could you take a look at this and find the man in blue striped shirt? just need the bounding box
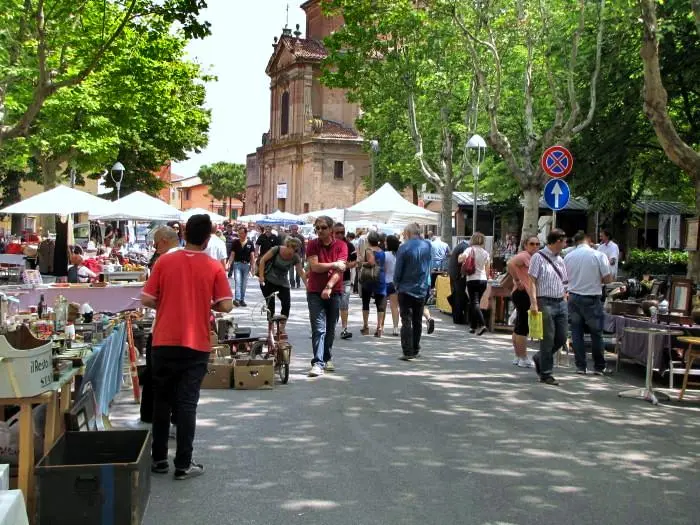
[528,228,569,386]
[394,223,432,360]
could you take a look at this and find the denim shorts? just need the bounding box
[340,281,351,310]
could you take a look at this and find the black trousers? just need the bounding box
[450,276,468,325]
[139,334,176,425]
[151,346,209,470]
[261,281,291,318]
[398,292,425,356]
[466,280,488,330]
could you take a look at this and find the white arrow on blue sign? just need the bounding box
[543,179,570,211]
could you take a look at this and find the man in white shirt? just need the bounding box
[565,231,613,375]
[597,229,619,279]
[204,224,228,271]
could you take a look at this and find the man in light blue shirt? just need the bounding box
[430,235,451,272]
[394,223,432,360]
[564,231,613,374]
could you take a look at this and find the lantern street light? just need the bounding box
[369,139,380,191]
[465,134,487,235]
[110,161,125,200]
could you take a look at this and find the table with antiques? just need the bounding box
[486,281,513,333]
[618,327,684,405]
[13,283,144,313]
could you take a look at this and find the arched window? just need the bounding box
[280,91,290,136]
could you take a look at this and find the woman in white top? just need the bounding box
[459,232,491,335]
[382,234,401,336]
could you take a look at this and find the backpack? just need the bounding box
[460,248,476,276]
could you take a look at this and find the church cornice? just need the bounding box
[265,33,327,77]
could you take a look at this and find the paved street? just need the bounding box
[112,284,700,525]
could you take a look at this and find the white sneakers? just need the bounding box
[308,364,324,377]
[517,357,535,368]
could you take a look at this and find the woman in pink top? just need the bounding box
[506,235,541,367]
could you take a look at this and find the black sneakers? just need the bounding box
[151,460,169,474]
[427,318,435,334]
[174,462,204,480]
[340,329,352,339]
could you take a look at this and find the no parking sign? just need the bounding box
[540,145,573,178]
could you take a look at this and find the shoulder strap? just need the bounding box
[536,250,566,283]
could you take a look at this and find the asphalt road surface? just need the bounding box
[112,284,700,525]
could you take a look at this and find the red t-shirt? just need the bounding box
[306,238,348,294]
[142,250,232,352]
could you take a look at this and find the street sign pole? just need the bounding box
[552,210,557,229]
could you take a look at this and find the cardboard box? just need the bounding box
[201,359,233,389]
[234,359,274,390]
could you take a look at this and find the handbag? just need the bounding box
[461,248,476,276]
[359,249,380,284]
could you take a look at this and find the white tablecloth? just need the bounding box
[0,255,26,266]
[0,490,29,525]
[16,284,144,313]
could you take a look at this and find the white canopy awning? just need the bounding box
[302,207,346,224]
[91,191,183,221]
[182,208,227,223]
[237,213,266,223]
[257,209,305,226]
[0,185,116,216]
[345,183,439,225]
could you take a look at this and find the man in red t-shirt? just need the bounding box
[141,214,233,480]
[305,215,348,377]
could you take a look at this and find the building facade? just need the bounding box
[246,0,370,215]
[171,175,243,218]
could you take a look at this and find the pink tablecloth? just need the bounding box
[17,285,144,313]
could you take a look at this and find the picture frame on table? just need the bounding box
[670,278,693,315]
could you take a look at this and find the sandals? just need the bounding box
[374,329,383,338]
[360,327,370,336]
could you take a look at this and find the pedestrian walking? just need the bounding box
[394,223,432,360]
[223,222,238,279]
[460,232,491,335]
[506,235,540,368]
[306,215,348,377]
[286,224,306,288]
[383,234,401,336]
[447,239,469,325]
[257,237,307,333]
[228,226,256,307]
[527,228,569,386]
[359,231,387,337]
[334,223,357,340]
[141,214,233,480]
[565,231,613,374]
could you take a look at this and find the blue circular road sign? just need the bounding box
[543,179,570,211]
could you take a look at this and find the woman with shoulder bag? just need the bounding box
[459,232,491,335]
[359,231,387,337]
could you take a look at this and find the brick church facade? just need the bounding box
[246,0,369,215]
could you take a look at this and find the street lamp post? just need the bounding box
[466,134,487,235]
[369,139,380,191]
[110,161,125,200]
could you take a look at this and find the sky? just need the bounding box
[171,1,308,179]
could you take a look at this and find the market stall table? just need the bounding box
[14,284,144,313]
[487,283,513,332]
[0,366,81,519]
[618,327,683,405]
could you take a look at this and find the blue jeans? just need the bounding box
[234,262,250,302]
[569,293,606,371]
[536,297,568,378]
[307,292,341,367]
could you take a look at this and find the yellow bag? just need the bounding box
[528,311,543,340]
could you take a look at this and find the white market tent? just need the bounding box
[91,191,183,221]
[181,208,227,223]
[344,183,439,225]
[237,213,266,223]
[257,209,305,226]
[302,207,346,224]
[0,185,117,216]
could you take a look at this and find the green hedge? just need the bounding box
[622,248,688,278]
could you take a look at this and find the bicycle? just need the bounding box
[249,291,292,384]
